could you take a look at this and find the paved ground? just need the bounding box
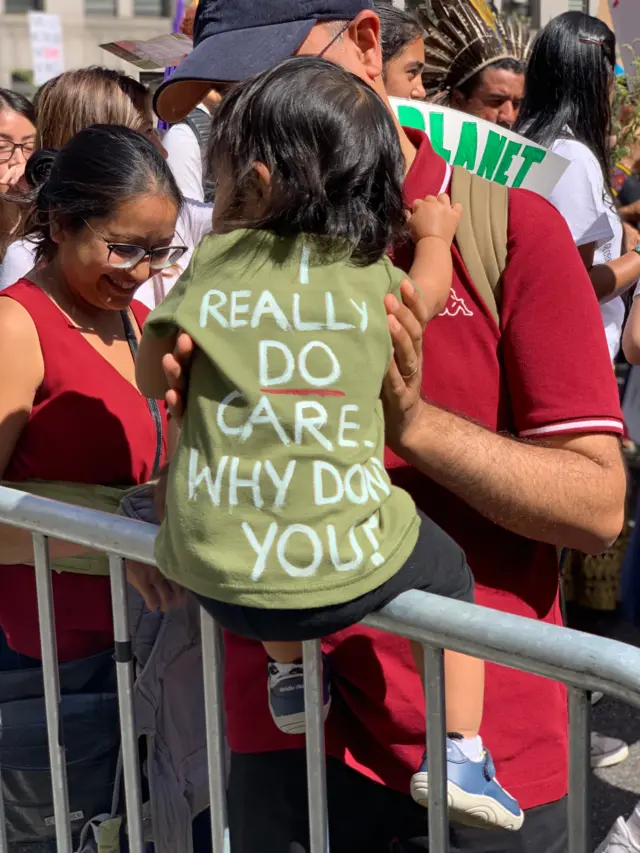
[587,615,640,848]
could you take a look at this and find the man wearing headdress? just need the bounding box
[414,0,531,129]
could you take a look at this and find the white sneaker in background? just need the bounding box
[591,733,630,768]
[592,691,604,705]
[596,817,640,853]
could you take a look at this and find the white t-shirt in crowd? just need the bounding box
[548,137,625,360]
[163,104,210,203]
[0,199,213,308]
[0,238,37,290]
[135,198,213,309]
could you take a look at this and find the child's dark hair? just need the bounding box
[22,124,183,263]
[208,57,406,265]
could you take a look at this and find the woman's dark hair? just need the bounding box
[515,12,616,187]
[375,2,426,68]
[0,88,36,127]
[22,124,183,263]
[208,57,406,265]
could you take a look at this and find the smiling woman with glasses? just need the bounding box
[0,89,36,262]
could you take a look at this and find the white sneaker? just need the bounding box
[596,817,640,853]
[591,733,630,768]
[592,691,604,705]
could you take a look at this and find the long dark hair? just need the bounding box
[515,12,616,187]
[375,2,426,68]
[0,88,36,127]
[208,57,406,266]
[22,124,183,263]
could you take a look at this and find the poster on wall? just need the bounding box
[28,12,64,86]
[389,98,569,198]
[609,0,639,80]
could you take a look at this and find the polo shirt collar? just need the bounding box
[403,127,451,203]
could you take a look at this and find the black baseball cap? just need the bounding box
[154,0,374,123]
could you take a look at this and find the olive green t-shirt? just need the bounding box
[145,229,419,609]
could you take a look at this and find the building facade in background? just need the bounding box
[0,0,176,90]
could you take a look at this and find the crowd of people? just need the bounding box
[0,0,639,852]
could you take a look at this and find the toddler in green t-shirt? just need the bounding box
[137,56,522,831]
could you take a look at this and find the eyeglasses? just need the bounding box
[318,20,352,58]
[0,139,36,163]
[84,221,187,271]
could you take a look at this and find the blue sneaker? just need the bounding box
[267,655,331,735]
[410,736,524,831]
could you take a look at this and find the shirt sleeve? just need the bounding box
[547,141,614,248]
[500,188,623,439]
[384,257,407,299]
[0,240,36,290]
[163,123,204,203]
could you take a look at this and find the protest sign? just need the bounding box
[100,33,192,72]
[389,98,569,198]
[608,0,639,80]
[28,12,64,86]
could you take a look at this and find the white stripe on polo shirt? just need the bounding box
[520,418,625,438]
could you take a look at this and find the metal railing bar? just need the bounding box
[567,688,592,853]
[108,555,144,853]
[33,533,73,853]
[303,640,330,853]
[3,490,640,710]
[0,770,8,853]
[424,645,449,853]
[0,487,156,565]
[200,608,230,853]
[365,590,640,708]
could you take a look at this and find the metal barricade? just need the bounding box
[0,484,640,853]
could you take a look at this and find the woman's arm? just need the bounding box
[135,331,177,400]
[578,231,640,303]
[623,292,640,364]
[0,298,100,564]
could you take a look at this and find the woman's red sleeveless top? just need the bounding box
[0,280,168,661]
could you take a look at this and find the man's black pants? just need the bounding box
[228,750,568,853]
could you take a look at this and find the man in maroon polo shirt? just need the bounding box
[154,2,627,851]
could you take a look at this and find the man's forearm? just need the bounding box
[396,401,626,554]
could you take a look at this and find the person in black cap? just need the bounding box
[156,3,627,852]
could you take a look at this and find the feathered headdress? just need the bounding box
[415,0,533,100]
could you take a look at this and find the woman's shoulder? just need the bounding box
[550,138,603,179]
[0,285,41,352]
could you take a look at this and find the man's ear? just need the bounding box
[348,10,384,81]
[49,217,65,246]
[450,88,468,110]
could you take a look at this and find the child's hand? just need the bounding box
[409,193,463,246]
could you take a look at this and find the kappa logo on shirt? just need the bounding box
[439,288,474,318]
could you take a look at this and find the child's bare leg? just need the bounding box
[263,640,303,664]
[410,642,483,738]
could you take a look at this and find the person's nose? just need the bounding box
[126,257,154,285]
[8,146,26,168]
[411,80,427,101]
[499,102,517,129]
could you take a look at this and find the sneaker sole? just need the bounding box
[269,698,332,735]
[591,742,629,769]
[410,775,524,832]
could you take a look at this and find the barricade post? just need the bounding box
[201,608,230,853]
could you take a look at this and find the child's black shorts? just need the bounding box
[196,510,473,642]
